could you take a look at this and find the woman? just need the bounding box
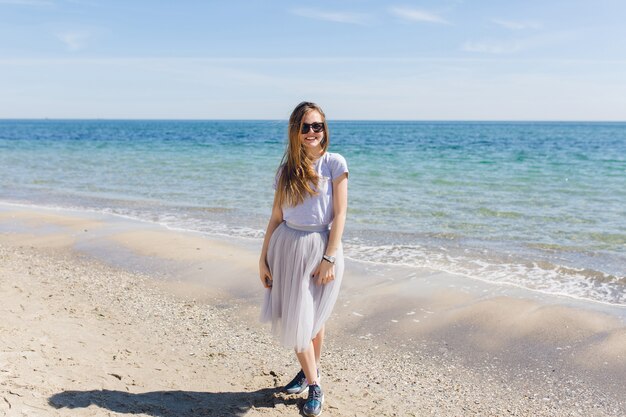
[259,101,348,417]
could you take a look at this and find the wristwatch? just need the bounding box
[322,254,336,264]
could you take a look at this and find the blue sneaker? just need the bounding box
[284,369,321,395]
[303,384,324,416]
[284,369,308,394]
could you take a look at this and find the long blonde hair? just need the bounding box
[275,101,330,207]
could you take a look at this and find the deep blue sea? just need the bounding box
[1,120,625,304]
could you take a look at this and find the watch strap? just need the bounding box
[322,254,336,264]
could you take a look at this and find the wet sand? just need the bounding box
[1,203,625,416]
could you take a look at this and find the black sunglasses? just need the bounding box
[301,122,325,134]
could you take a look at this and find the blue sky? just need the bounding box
[1,0,625,120]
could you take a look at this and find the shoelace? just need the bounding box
[308,384,322,401]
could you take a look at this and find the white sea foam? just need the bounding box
[343,241,626,307]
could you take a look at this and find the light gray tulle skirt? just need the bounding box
[260,221,344,352]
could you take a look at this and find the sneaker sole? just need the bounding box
[284,384,308,395]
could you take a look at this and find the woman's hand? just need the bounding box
[259,259,273,288]
[312,259,335,285]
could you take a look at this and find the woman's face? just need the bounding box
[300,110,325,155]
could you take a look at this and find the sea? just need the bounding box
[1,120,625,305]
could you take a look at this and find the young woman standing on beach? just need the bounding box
[259,102,348,417]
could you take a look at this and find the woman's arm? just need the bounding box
[314,172,348,285]
[259,191,283,288]
[325,173,348,257]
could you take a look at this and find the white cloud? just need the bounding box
[56,31,91,51]
[462,39,525,54]
[389,6,449,24]
[0,0,53,5]
[492,19,541,30]
[463,32,574,55]
[290,8,369,25]
[3,57,626,67]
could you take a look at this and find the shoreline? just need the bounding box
[2,203,626,416]
[3,200,624,310]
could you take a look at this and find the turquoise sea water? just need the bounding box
[1,120,625,304]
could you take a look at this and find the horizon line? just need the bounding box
[1,118,626,123]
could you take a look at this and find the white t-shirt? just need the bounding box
[274,152,349,227]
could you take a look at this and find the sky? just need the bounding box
[1,0,625,120]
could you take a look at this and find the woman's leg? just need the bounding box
[312,325,325,366]
[295,342,320,385]
[294,326,325,383]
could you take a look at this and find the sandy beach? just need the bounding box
[1,203,626,417]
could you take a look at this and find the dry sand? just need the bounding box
[1,205,625,416]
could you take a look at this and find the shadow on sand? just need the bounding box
[48,387,301,416]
